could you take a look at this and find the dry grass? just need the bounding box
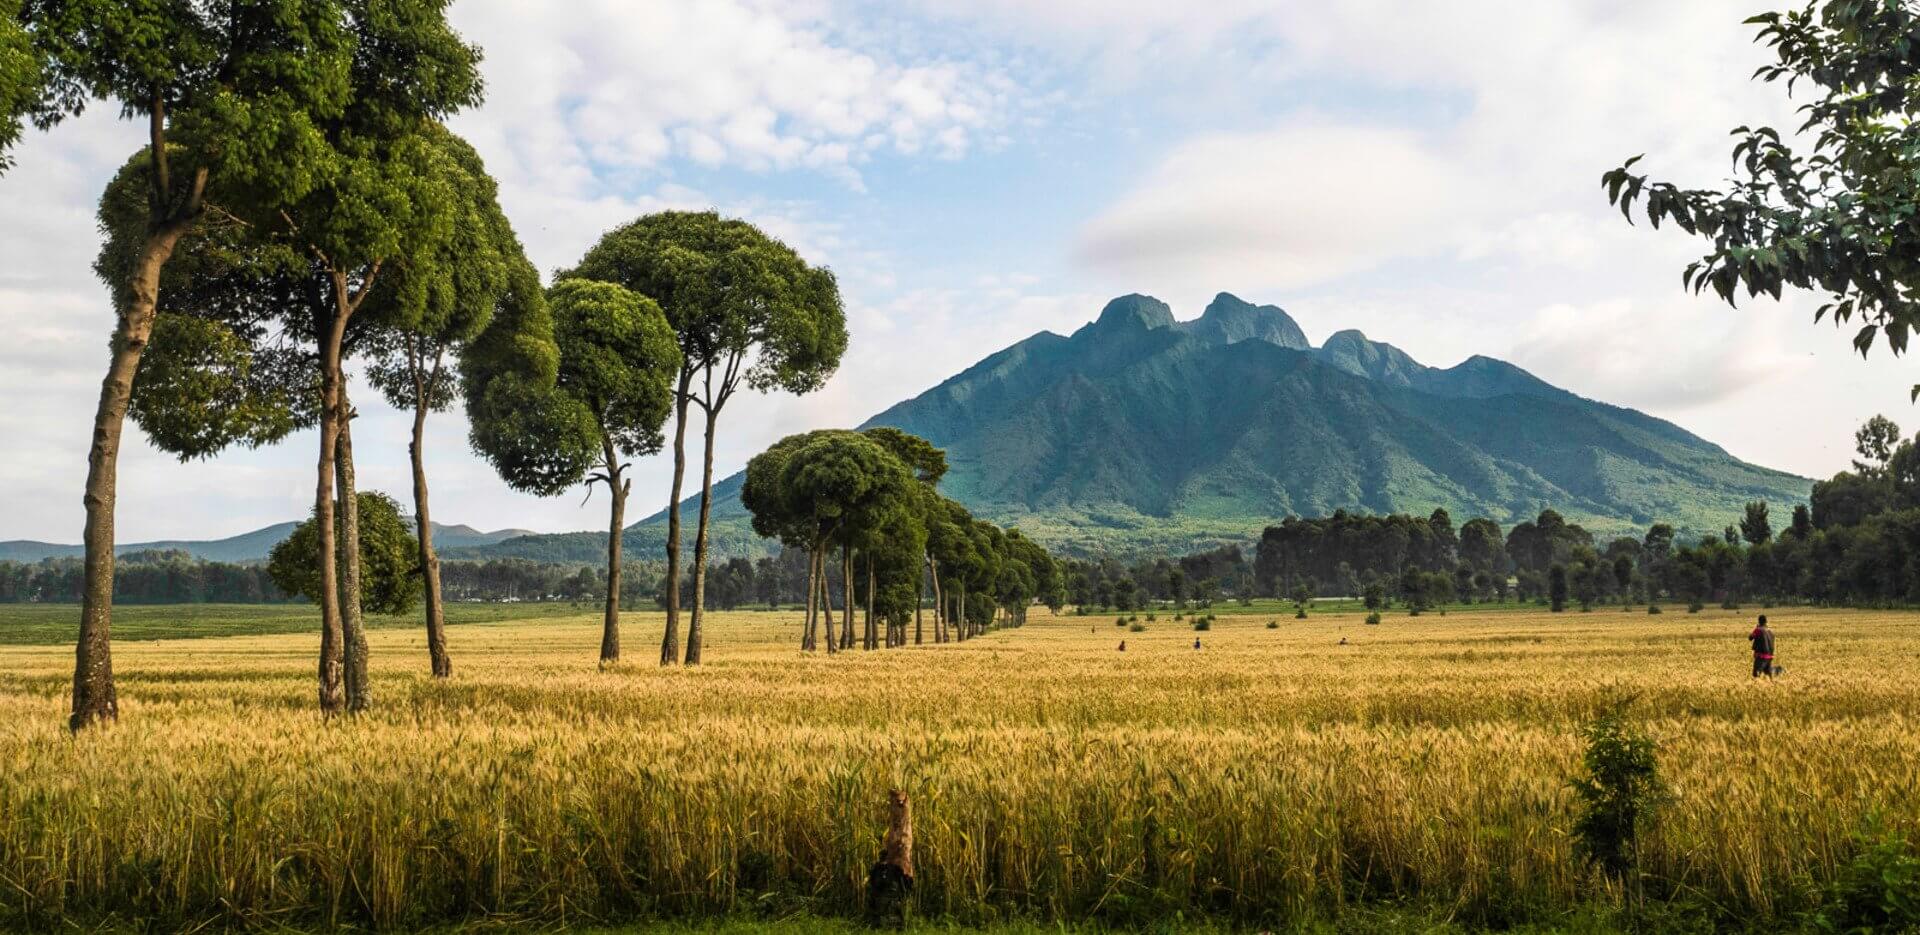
[0,604,1913,929]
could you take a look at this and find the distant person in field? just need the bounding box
[1748,615,1775,678]
[1192,638,1201,650]
[1117,640,1126,652]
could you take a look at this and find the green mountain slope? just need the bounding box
[509,291,1809,560]
[2,521,535,564]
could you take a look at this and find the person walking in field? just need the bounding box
[1748,615,1775,678]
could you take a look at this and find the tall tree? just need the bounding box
[565,212,848,666]
[364,125,522,678]
[1739,501,1774,546]
[543,279,681,665]
[1855,415,1903,475]
[23,0,361,729]
[1603,3,1920,398]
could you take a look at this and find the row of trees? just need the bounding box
[0,551,291,605]
[742,427,1061,651]
[4,2,849,729]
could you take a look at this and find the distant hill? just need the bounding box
[1,521,535,565]
[592,291,1810,558]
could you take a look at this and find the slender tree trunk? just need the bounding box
[915,559,926,646]
[841,547,856,651]
[314,311,350,716]
[600,440,628,666]
[802,547,818,651]
[409,397,450,678]
[822,551,837,655]
[685,402,721,665]
[71,222,192,731]
[660,370,692,666]
[863,557,875,650]
[958,585,967,641]
[336,392,369,713]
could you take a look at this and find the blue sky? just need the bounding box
[4,0,1916,543]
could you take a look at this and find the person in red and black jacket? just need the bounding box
[1748,615,1775,678]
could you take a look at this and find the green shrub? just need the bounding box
[1813,826,1920,934]
[1128,622,1146,633]
[1720,599,1740,611]
[1365,612,1382,625]
[1571,702,1665,885]
[1192,618,1210,631]
[1687,601,1704,614]
[1265,619,1279,629]
[1294,608,1307,619]
[1647,604,1662,615]
[1114,616,1126,627]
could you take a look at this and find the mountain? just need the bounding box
[0,521,534,564]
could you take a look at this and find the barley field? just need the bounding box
[0,603,1914,931]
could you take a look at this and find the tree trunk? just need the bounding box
[71,223,191,731]
[841,548,856,651]
[864,556,876,650]
[410,399,451,678]
[802,547,818,651]
[601,440,627,666]
[685,402,721,665]
[336,391,369,713]
[822,551,837,655]
[958,585,967,641]
[914,560,925,646]
[660,370,692,666]
[314,308,351,716]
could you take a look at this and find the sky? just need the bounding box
[3,0,1916,544]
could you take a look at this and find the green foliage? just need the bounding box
[1265,619,1279,629]
[1813,826,1920,935]
[0,0,39,173]
[1365,612,1382,625]
[1127,621,1145,632]
[1192,617,1209,631]
[1548,565,1569,613]
[1646,604,1661,615]
[563,211,848,398]
[549,278,682,459]
[1687,601,1703,614]
[268,492,422,616]
[130,314,308,458]
[1603,3,1920,399]
[1571,702,1664,881]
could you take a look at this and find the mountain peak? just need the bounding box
[1185,292,1310,349]
[1091,294,1176,333]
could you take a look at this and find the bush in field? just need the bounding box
[1128,622,1146,633]
[1265,619,1279,629]
[1365,612,1382,625]
[1688,601,1704,614]
[1192,618,1210,631]
[1647,604,1662,615]
[1572,702,1664,885]
[1813,826,1920,934]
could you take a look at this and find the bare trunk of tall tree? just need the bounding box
[864,557,876,649]
[71,219,194,730]
[841,547,855,650]
[660,370,692,665]
[314,314,350,715]
[802,547,819,651]
[821,551,837,654]
[409,386,450,678]
[336,390,369,712]
[599,437,628,666]
[684,402,720,665]
[930,562,944,644]
[958,585,968,641]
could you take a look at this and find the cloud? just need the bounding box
[1508,299,1812,411]
[448,0,1016,192]
[1074,123,1474,292]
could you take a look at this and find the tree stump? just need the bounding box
[867,789,914,925]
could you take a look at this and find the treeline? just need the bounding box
[1055,416,1920,612]
[0,551,292,605]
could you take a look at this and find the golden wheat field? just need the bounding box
[0,604,1914,930]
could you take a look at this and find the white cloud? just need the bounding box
[1509,299,1811,411]
[1075,122,1475,293]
